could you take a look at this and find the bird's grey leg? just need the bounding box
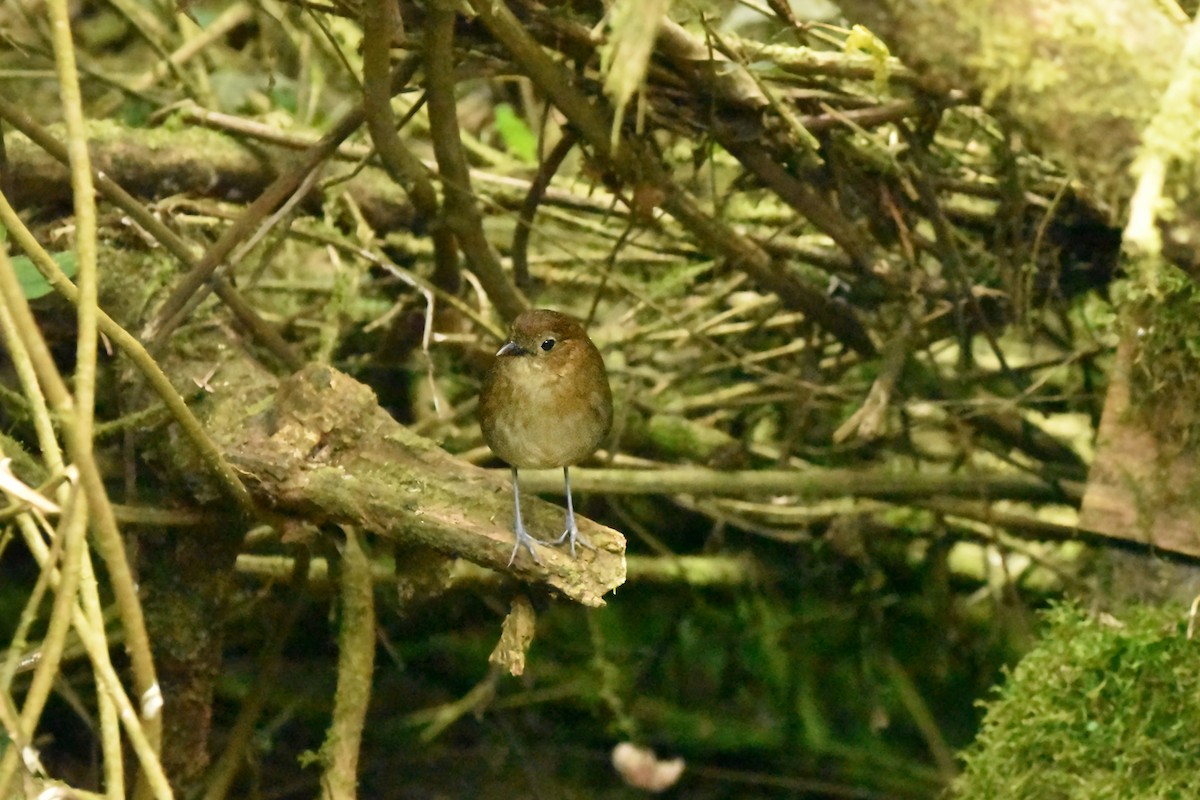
[509,466,542,566]
[545,467,594,557]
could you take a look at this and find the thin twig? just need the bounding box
[511,466,1080,503]
[319,529,375,800]
[0,248,164,792]
[512,128,578,288]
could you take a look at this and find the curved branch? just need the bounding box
[511,127,578,288]
[360,0,463,294]
[425,1,527,318]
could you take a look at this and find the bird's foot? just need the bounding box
[509,523,543,567]
[542,524,594,559]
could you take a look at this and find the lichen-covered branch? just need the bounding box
[211,365,625,606]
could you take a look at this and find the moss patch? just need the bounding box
[953,602,1200,800]
[1121,263,1200,449]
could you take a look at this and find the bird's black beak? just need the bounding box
[496,340,527,357]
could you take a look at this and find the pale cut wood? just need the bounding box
[1081,337,1200,557]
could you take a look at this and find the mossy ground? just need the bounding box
[953,601,1200,800]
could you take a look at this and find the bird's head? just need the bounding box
[496,309,592,363]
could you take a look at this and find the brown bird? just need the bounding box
[479,309,613,565]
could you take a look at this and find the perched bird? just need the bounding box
[479,309,613,566]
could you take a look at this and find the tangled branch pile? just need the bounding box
[0,0,1144,797]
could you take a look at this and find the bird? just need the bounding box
[479,309,613,566]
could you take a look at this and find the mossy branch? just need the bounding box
[319,528,375,800]
[208,365,626,606]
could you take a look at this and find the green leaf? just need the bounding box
[493,103,537,163]
[10,250,77,300]
[844,24,892,90]
[271,86,298,114]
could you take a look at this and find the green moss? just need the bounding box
[1119,263,1200,447]
[953,602,1200,800]
[644,414,739,463]
[97,245,177,327]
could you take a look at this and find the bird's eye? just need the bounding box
[540,338,556,352]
